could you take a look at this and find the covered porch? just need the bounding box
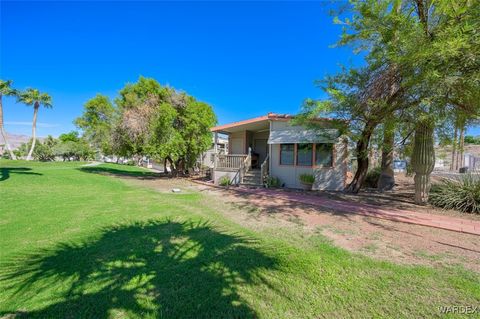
[211,115,271,185]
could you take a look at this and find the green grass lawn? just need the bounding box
[0,160,479,318]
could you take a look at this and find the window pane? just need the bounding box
[297,144,313,166]
[315,144,333,166]
[280,144,294,165]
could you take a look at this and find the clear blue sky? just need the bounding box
[1,1,478,137]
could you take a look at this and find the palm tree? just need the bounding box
[0,80,18,160]
[17,88,52,160]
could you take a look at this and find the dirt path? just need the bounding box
[217,186,480,235]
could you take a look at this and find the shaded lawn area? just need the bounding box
[79,164,164,179]
[0,160,479,318]
[0,166,42,182]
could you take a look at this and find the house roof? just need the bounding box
[211,112,340,133]
[211,114,270,133]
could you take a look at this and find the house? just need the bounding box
[210,113,348,190]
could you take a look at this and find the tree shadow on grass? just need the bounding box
[79,166,164,180]
[0,167,43,182]
[0,219,277,318]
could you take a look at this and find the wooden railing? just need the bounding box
[213,149,252,185]
[260,154,269,186]
[215,154,247,170]
[237,151,252,184]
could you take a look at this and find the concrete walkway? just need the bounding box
[82,161,102,167]
[193,181,480,236]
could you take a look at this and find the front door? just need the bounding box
[254,139,268,164]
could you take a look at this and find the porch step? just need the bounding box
[244,170,261,177]
[241,170,262,186]
[242,177,262,184]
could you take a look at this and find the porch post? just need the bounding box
[213,132,219,169]
[214,132,218,154]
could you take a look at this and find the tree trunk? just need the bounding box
[166,156,176,176]
[368,147,375,169]
[175,158,185,176]
[133,154,142,166]
[450,123,458,171]
[412,120,435,205]
[26,103,39,161]
[346,121,376,193]
[0,94,17,160]
[377,120,395,191]
[458,124,465,169]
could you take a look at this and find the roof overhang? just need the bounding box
[268,128,339,144]
[211,113,344,134]
[211,115,271,133]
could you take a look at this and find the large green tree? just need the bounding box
[17,88,52,160]
[74,94,115,154]
[110,77,216,173]
[0,80,18,160]
[401,0,479,203]
[112,77,170,159]
[148,93,216,172]
[59,131,80,142]
[299,0,479,200]
[297,63,406,193]
[297,0,409,193]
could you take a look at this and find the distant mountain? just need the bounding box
[0,133,44,150]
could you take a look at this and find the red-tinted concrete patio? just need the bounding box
[193,181,480,236]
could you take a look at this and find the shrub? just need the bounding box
[2,152,12,159]
[429,174,480,214]
[299,173,315,184]
[219,175,232,187]
[363,167,381,188]
[265,176,281,188]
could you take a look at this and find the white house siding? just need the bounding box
[229,131,245,154]
[269,121,347,191]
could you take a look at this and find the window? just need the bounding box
[280,144,294,165]
[315,143,333,167]
[296,143,313,166]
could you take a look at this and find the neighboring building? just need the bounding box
[198,136,229,169]
[461,153,480,171]
[434,158,445,170]
[393,159,407,173]
[210,113,348,190]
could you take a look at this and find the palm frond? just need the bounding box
[0,79,17,96]
[17,88,53,108]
